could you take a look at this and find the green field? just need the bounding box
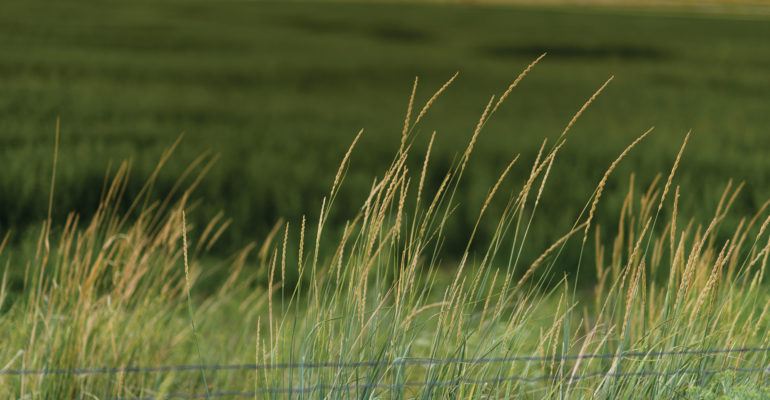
[2,1,770,397]
[1,0,769,280]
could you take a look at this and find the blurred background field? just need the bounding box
[1,0,769,286]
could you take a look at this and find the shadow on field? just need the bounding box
[287,16,435,44]
[477,43,671,61]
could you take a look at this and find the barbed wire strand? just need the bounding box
[4,346,769,376]
[96,365,770,400]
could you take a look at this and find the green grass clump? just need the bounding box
[1,61,769,398]
[685,372,769,399]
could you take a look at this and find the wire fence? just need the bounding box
[101,366,770,400]
[4,346,769,399]
[3,346,769,376]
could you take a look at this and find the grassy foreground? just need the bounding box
[2,63,769,399]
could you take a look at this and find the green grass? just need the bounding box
[1,0,770,279]
[1,65,769,398]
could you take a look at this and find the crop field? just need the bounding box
[1,0,770,398]
[2,0,770,269]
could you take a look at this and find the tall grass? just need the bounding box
[1,58,769,399]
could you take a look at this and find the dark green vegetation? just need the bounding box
[1,0,769,283]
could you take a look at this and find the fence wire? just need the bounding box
[89,365,770,399]
[5,347,769,399]
[3,346,769,376]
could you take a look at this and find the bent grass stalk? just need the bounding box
[181,210,210,398]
